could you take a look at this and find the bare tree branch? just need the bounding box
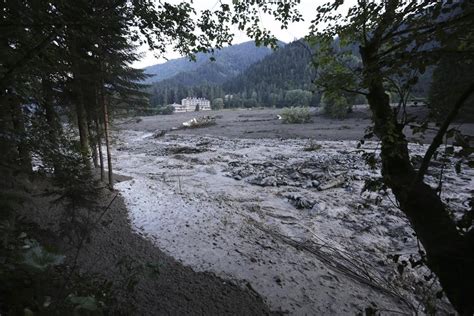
[415,83,474,183]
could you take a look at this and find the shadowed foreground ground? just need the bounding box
[23,180,275,315]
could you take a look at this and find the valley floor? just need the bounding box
[117,107,474,143]
[111,109,473,314]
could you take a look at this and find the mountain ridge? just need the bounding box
[144,41,279,85]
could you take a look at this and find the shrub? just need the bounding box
[280,107,311,124]
[212,98,224,110]
[321,91,351,119]
[156,105,175,115]
[284,89,312,107]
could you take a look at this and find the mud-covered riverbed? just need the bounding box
[111,122,472,314]
[116,107,474,143]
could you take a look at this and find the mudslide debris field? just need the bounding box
[112,114,472,315]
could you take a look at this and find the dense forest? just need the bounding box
[222,40,318,107]
[147,38,439,111]
[144,40,273,84]
[147,40,319,109]
[147,41,274,107]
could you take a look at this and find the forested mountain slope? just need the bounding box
[222,40,317,107]
[144,41,275,85]
[148,40,317,107]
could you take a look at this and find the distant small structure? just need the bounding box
[170,103,187,113]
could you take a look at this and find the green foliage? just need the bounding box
[148,40,321,109]
[321,91,351,119]
[285,89,313,107]
[22,240,65,271]
[155,105,175,115]
[0,216,110,315]
[280,107,311,124]
[313,38,362,97]
[150,82,225,107]
[146,41,272,85]
[223,40,317,108]
[429,56,474,123]
[212,98,224,110]
[67,295,102,312]
[362,178,386,193]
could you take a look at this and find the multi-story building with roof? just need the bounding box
[170,97,211,113]
[182,97,211,111]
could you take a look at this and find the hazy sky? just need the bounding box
[133,0,356,69]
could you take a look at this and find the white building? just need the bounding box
[181,97,211,111]
[170,103,187,113]
[170,97,211,113]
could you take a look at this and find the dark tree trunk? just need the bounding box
[70,36,91,168]
[360,45,474,315]
[41,77,62,174]
[95,117,104,182]
[75,95,91,167]
[7,91,32,172]
[0,93,19,166]
[88,120,99,168]
[99,84,113,188]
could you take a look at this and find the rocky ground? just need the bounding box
[110,109,473,315]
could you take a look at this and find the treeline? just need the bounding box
[0,1,151,313]
[150,83,225,107]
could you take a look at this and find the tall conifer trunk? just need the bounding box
[88,120,99,168]
[41,77,63,174]
[75,92,91,167]
[95,117,105,182]
[7,90,31,172]
[70,36,91,167]
[99,78,113,188]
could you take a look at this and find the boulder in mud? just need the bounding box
[285,194,315,209]
[152,129,168,138]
